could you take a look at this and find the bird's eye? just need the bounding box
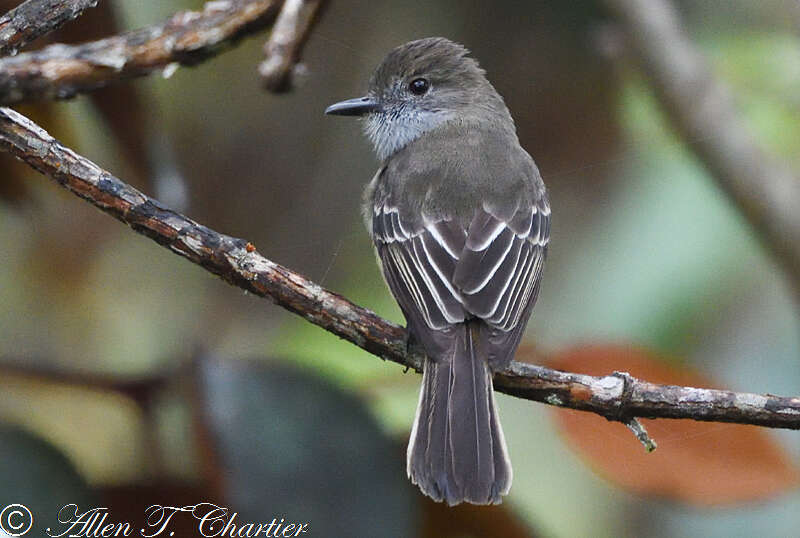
[408,78,429,95]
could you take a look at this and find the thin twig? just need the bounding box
[0,357,171,407]
[625,418,657,452]
[602,0,800,293]
[258,0,327,92]
[1,107,799,435]
[0,0,284,105]
[0,0,100,57]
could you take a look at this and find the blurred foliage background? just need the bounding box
[0,0,798,537]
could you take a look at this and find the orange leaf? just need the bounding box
[546,344,800,506]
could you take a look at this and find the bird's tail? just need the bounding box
[406,322,512,505]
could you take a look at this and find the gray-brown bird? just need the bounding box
[326,37,550,505]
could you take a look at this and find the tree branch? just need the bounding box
[602,0,800,293]
[0,357,170,407]
[259,0,327,92]
[0,0,100,57]
[1,106,799,435]
[0,0,284,105]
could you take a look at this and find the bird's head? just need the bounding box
[325,37,513,161]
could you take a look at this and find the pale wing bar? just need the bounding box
[373,198,549,338]
[373,205,467,330]
[454,200,550,331]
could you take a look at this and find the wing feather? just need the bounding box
[372,193,549,367]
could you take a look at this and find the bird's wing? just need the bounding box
[372,196,549,364]
[373,202,468,357]
[453,198,550,368]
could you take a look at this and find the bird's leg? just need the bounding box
[404,323,426,373]
[405,330,426,355]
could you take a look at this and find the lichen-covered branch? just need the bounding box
[0,0,283,104]
[259,0,327,92]
[498,366,800,430]
[602,0,800,292]
[1,107,798,435]
[0,0,100,56]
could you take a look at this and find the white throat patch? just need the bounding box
[363,107,452,161]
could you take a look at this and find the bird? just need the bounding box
[325,37,550,505]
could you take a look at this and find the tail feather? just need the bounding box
[407,323,512,505]
[488,378,513,498]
